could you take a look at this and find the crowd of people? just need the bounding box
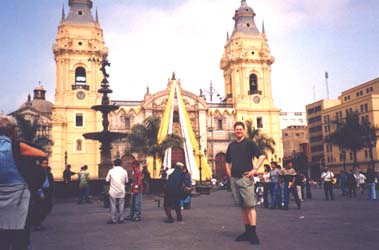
[2,116,379,249]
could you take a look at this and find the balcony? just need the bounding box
[72,84,89,91]
[248,90,262,95]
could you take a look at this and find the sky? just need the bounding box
[1,0,379,114]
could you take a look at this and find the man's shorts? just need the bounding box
[230,176,256,208]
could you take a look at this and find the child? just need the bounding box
[255,175,264,205]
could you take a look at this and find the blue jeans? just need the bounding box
[79,186,89,202]
[129,193,142,219]
[270,182,279,208]
[367,183,376,200]
[282,183,301,209]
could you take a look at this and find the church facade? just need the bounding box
[48,0,283,180]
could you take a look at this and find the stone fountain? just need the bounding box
[83,59,128,178]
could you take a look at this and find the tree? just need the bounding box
[361,119,379,170]
[245,120,276,158]
[127,116,183,176]
[327,112,366,169]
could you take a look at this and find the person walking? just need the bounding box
[179,165,193,210]
[321,167,335,200]
[32,158,54,231]
[78,165,91,204]
[346,170,357,197]
[262,164,271,208]
[127,160,143,222]
[63,164,76,198]
[225,121,265,245]
[366,167,378,200]
[163,162,186,223]
[354,171,366,196]
[0,115,48,250]
[105,158,128,224]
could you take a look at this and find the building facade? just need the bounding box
[306,78,379,178]
[46,0,283,179]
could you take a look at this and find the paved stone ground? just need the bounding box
[30,188,379,250]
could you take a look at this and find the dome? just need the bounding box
[234,0,255,18]
[19,84,53,116]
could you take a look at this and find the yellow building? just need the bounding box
[49,0,283,180]
[306,78,379,177]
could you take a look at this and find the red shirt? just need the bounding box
[131,168,143,194]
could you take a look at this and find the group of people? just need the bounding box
[254,161,305,210]
[333,168,378,200]
[105,158,192,225]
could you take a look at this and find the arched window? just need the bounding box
[249,74,258,95]
[76,139,82,151]
[75,67,86,84]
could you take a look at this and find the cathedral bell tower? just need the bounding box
[51,0,108,177]
[220,0,282,163]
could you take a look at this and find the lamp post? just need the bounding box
[193,146,207,184]
[64,150,68,167]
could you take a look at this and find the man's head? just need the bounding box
[81,165,88,171]
[286,161,293,169]
[131,160,140,169]
[113,158,122,167]
[233,121,245,140]
[270,161,277,169]
[0,115,18,138]
[66,164,71,170]
[41,158,49,168]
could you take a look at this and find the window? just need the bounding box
[75,67,86,84]
[76,139,82,151]
[256,117,263,128]
[364,104,368,112]
[75,113,84,127]
[248,74,258,94]
[349,152,353,160]
[364,150,368,159]
[217,119,223,130]
[125,117,131,129]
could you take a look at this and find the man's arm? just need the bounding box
[225,162,232,177]
[244,155,266,178]
[20,142,48,158]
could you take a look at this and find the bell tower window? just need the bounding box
[75,67,86,84]
[72,67,89,90]
[249,74,260,95]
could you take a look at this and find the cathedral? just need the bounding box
[21,0,283,180]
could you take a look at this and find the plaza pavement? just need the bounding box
[30,188,379,250]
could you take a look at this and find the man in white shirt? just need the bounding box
[105,159,128,224]
[354,171,367,195]
[321,167,335,200]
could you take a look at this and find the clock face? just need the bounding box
[253,95,260,104]
[76,91,86,100]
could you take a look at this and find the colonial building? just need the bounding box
[306,78,379,177]
[10,84,53,153]
[45,0,283,179]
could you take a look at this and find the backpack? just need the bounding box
[11,140,46,191]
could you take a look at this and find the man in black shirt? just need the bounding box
[225,121,265,245]
[63,164,76,198]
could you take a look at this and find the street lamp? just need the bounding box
[193,146,207,184]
